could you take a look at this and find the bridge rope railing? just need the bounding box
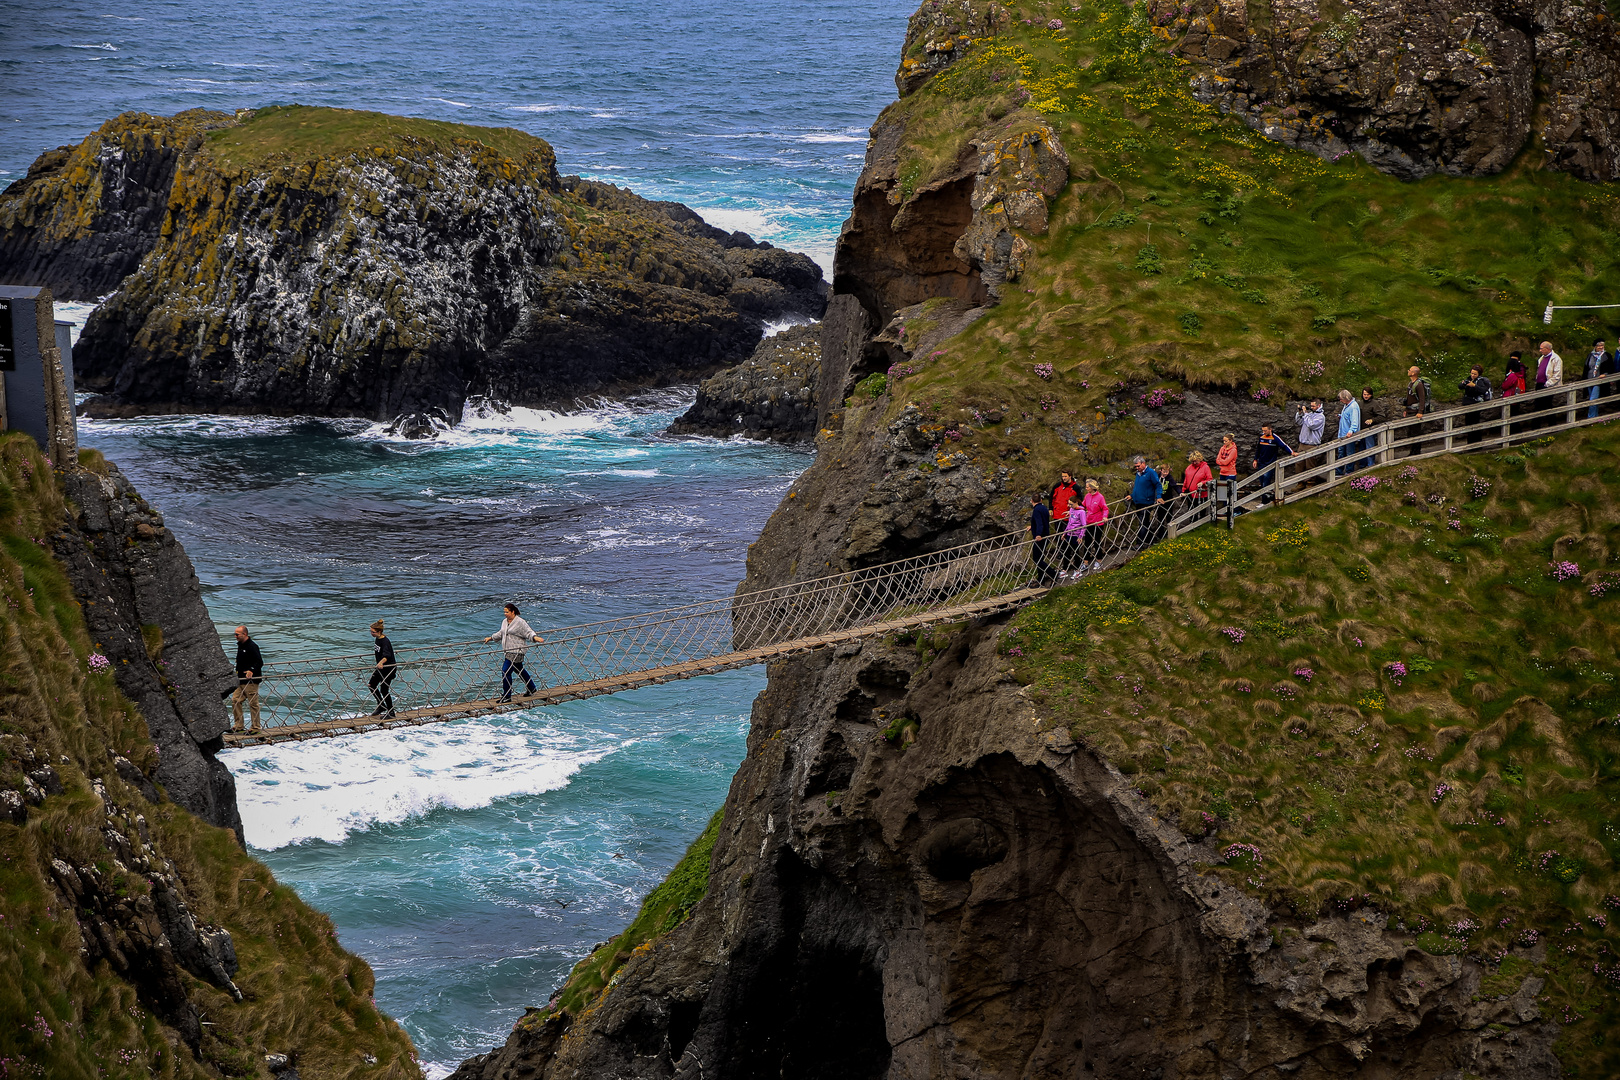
[223,485,1191,743]
[227,372,1619,744]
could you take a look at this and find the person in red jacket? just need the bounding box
[1214,434,1239,511]
[1050,471,1080,519]
[1182,450,1213,501]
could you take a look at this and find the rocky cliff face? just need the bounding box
[0,437,418,1078]
[453,628,1559,1079]
[1148,0,1620,180]
[0,107,826,427]
[667,323,822,442]
[52,458,243,840]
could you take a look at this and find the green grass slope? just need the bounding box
[1004,422,1620,1074]
[0,435,419,1080]
[846,0,1618,508]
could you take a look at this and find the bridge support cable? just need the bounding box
[224,371,1620,747]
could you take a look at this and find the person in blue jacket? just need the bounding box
[1130,456,1160,549]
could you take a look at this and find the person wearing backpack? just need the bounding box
[1460,365,1492,445]
[1402,365,1432,457]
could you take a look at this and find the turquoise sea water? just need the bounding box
[14,0,913,1071]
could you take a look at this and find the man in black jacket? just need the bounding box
[1026,493,1054,586]
[1358,387,1381,469]
[1460,365,1492,444]
[232,625,263,733]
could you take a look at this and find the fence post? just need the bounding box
[1567,388,1577,427]
[1443,412,1454,452]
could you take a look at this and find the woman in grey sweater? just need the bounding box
[485,603,545,702]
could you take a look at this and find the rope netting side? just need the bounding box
[235,494,1193,733]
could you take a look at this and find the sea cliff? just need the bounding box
[0,437,420,1078]
[0,106,826,429]
[452,0,1620,1076]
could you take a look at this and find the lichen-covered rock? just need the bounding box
[0,107,827,422]
[667,324,822,442]
[1149,0,1620,181]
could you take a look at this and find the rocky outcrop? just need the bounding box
[52,460,242,841]
[0,110,218,298]
[0,107,827,426]
[1148,0,1620,181]
[667,324,822,442]
[833,98,1069,330]
[452,627,1560,1078]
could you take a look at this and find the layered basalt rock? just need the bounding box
[667,324,822,442]
[1147,0,1620,181]
[0,108,827,425]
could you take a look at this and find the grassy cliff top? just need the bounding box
[1004,422,1620,1073]
[840,0,1619,514]
[202,104,554,170]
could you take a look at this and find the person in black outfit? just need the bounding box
[1459,365,1492,444]
[1025,493,1053,586]
[369,619,397,719]
[232,625,263,733]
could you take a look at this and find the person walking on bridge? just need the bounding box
[1081,479,1108,572]
[1025,493,1054,587]
[1130,457,1160,549]
[1534,341,1563,430]
[369,620,397,719]
[1251,424,1293,505]
[1334,390,1360,477]
[231,625,262,734]
[487,603,545,703]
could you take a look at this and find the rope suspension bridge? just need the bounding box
[221,371,1620,748]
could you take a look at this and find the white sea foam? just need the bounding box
[509,103,589,114]
[69,42,118,50]
[227,717,623,849]
[429,97,471,108]
[796,133,865,143]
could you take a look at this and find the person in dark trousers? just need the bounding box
[1334,389,1361,477]
[369,619,397,718]
[1151,456,1179,542]
[485,603,545,702]
[1401,365,1430,456]
[1358,387,1381,468]
[232,625,263,733]
[1251,424,1294,505]
[1502,353,1528,435]
[1025,493,1053,586]
[1130,456,1160,548]
[1582,338,1614,419]
[1459,365,1492,445]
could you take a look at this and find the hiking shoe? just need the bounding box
[497,694,513,704]
[1092,561,1102,571]
[381,710,396,720]
[370,706,387,717]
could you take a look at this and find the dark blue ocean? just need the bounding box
[3,2,910,1071]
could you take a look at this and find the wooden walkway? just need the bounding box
[222,588,1045,747]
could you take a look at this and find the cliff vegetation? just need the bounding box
[1005,422,1620,1075]
[0,435,419,1079]
[822,0,1619,545]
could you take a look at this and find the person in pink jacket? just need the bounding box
[1182,450,1214,500]
[1081,479,1109,572]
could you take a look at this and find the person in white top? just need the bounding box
[485,602,545,702]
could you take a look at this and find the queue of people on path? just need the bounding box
[226,604,550,729]
[1017,338,1620,586]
